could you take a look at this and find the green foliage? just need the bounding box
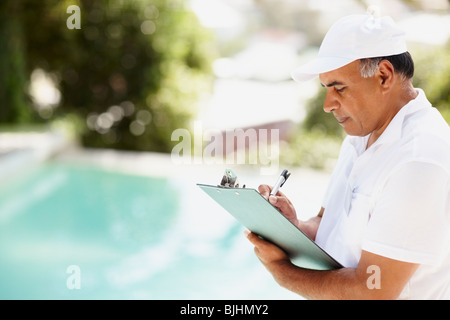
[412,45,450,122]
[280,127,342,171]
[2,0,216,152]
[0,1,33,123]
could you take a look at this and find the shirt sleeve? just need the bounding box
[362,161,450,266]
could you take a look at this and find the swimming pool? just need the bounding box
[0,160,299,299]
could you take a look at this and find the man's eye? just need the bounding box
[336,87,346,93]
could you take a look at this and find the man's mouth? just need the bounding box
[336,116,349,125]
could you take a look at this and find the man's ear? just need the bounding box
[377,60,395,90]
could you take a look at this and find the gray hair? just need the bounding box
[359,57,384,78]
[359,52,415,81]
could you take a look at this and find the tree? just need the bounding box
[0,1,32,124]
[2,0,216,153]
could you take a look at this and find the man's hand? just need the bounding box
[244,230,291,269]
[258,184,299,227]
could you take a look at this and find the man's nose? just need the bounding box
[323,92,339,113]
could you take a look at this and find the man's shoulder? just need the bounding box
[402,107,450,170]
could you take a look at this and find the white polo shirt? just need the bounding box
[315,89,450,299]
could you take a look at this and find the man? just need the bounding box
[245,12,450,299]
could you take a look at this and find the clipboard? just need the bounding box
[197,170,342,271]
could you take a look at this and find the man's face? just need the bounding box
[319,60,384,137]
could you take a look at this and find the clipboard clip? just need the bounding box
[219,169,245,188]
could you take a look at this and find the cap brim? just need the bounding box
[291,57,355,82]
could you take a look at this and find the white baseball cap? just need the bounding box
[291,11,408,82]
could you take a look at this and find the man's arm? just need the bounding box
[246,231,419,300]
[301,207,324,241]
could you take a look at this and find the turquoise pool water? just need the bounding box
[0,161,297,299]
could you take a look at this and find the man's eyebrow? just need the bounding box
[320,81,346,88]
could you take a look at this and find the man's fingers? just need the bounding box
[269,194,291,212]
[244,230,290,265]
[258,184,298,226]
[258,184,271,200]
[259,184,292,203]
[244,230,267,248]
[244,230,259,245]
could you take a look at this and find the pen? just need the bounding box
[270,169,291,196]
